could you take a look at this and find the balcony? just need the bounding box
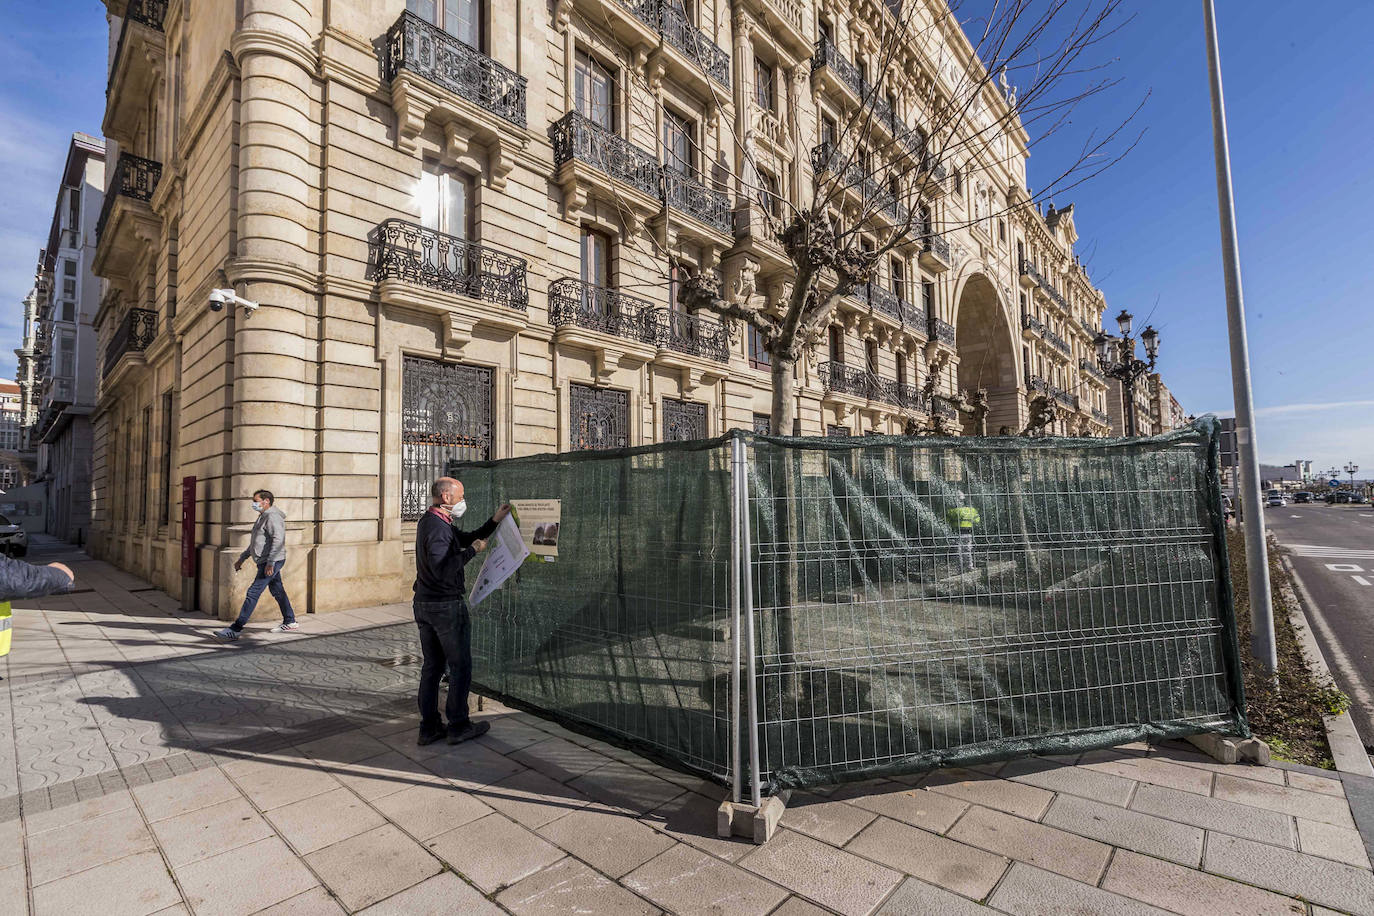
[1021,311,1045,337]
[738,0,809,58]
[817,362,927,413]
[650,307,729,363]
[1026,373,1077,410]
[551,113,732,245]
[1092,407,1110,426]
[1080,316,1099,338]
[1079,358,1106,382]
[810,142,907,224]
[655,0,731,88]
[1020,258,1069,312]
[1043,326,1070,356]
[104,1,167,146]
[927,316,956,347]
[385,11,526,129]
[549,278,659,345]
[368,219,529,311]
[865,283,927,330]
[92,153,162,281]
[103,308,157,380]
[919,232,952,272]
[810,38,864,105]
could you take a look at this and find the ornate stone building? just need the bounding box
[92,0,1152,616]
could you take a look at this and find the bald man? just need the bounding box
[413,476,510,747]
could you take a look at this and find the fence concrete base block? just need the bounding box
[716,792,791,843]
[1238,737,1272,765]
[1186,733,1240,764]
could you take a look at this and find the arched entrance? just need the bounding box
[953,273,1022,435]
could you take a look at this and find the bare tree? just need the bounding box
[677,0,1142,435]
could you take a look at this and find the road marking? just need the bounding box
[1353,575,1372,586]
[1291,514,1302,518]
[1324,564,1365,572]
[1283,560,1374,719]
[1287,545,1374,559]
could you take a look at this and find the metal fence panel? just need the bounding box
[455,438,736,782]
[745,419,1245,792]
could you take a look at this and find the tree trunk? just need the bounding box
[769,356,796,435]
[766,353,798,699]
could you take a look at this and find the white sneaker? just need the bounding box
[270,622,300,633]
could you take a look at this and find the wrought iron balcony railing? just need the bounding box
[1043,326,1070,355]
[1092,407,1110,425]
[103,308,157,378]
[650,307,729,362]
[1020,257,1069,312]
[811,38,893,127]
[96,153,162,240]
[656,1,731,87]
[810,142,906,222]
[928,315,956,346]
[548,278,659,345]
[551,112,661,199]
[883,0,904,18]
[551,114,732,235]
[863,283,927,329]
[384,11,527,128]
[1022,311,1045,335]
[818,362,925,412]
[663,167,733,236]
[548,280,728,361]
[1080,316,1099,338]
[931,395,959,420]
[1026,373,1077,409]
[922,232,951,265]
[108,0,168,93]
[1079,357,1106,382]
[368,219,529,310]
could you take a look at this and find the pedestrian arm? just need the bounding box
[0,555,74,601]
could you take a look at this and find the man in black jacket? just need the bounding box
[414,476,509,747]
[1,555,76,674]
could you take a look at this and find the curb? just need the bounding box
[1277,554,1374,777]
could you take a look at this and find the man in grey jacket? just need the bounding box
[213,489,297,640]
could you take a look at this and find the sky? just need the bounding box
[0,1,1370,472]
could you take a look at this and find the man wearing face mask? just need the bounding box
[413,476,510,746]
[213,489,297,640]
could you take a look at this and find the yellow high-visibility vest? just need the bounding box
[0,601,11,658]
[948,506,981,530]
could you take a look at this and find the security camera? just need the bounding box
[210,288,260,315]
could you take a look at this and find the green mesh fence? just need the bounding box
[455,417,1246,797]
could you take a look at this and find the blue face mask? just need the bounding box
[252,501,263,513]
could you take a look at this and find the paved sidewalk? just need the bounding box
[4,539,1373,915]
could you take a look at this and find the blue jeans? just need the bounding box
[413,598,472,736]
[231,558,296,631]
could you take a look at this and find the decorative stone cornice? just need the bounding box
[230,28,318,74]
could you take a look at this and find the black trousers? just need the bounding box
[413,598,473,735]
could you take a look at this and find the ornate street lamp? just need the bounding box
[1094,312,1160,437]
[1345,461,1359,488]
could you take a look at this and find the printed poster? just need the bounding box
[468,514,531,607]
[510,498,561,562]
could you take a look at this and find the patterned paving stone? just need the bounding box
[989,862,1172,915]
[356,871,503,916]
[31,850,182,916]
[846,815,1010,900]
[1102,849,1306,916]
[624,843,790,916]
[498,856,661,915]
[1042,793,1204,866]
[304,823,442,911]
[537,806,677,878]
[1203,833,1374,916]
[740,829,902,916]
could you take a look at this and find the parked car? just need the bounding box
[1329,492,1353,504]
[1351,492,1367,504]
[1294,491,1312,504]
[1266,493,1285,508]
[0,515,28,557]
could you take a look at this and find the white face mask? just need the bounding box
[450,499,467,519]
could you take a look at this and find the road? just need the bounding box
[1266,502,1374,751]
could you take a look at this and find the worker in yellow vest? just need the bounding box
[0,555,76,673]
[947,491,981,573]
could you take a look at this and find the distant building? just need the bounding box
[0,380,22,490]
[29,133,105,542]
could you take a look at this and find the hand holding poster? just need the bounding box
[468,514,531,607]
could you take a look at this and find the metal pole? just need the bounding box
[1204,0,1276,675]
[740,440,762,807]
[729,435,743,805]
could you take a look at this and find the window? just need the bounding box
[66,189,79,234]
[820,115,838,148]
[818,19,832,43]
[663,109,696,177]
[574,51,616,131]
[952,165,962,193]
[58,334,75,379]
[663,398,707,441]
[828,326,844,363]
[757,170,781,218]
[141,407,152,526]
[890,258,906,301]
[420,163,474,240]
[570,383,629,451]
[1016,240,1025,265]
[752,413,771,434]
[667,263,694,314]
[580,226,612,290]
[61,300,74,323]
[401,357,493,519]
[998,218,1006,242]
[754,57,775,112]
[408,0,483,49]
[748,325,769,370]
[865,340,878,373]
[922,280,935,318]
[917,204,931,235]
[896,352,907,388]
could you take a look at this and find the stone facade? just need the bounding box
[92,0,1169,617]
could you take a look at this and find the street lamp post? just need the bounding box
[1094,311,1159,437]
[1345,462,1359,489]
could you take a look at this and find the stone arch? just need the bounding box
[952,270,1022,435]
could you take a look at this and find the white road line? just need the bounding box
[1284,561,1374,718]
[1354,575,1372,586]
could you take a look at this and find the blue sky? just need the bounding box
[1,2,1369,472]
